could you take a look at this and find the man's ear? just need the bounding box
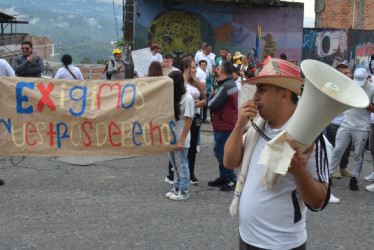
[282,89,292,100]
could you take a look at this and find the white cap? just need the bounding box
[354,68,368,87]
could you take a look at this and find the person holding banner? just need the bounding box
[181,59,206,184]
[224,59,330,250]
[165,71,194,200]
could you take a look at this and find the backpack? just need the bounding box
[105,59,115,80]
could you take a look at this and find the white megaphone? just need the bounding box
[287,59,370,151]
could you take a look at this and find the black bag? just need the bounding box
[105,59,115,80]
[106,71,112,80]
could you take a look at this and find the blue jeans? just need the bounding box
[169,148,190,191]
[214,131,236,180]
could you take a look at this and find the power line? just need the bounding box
[113,0,119,41]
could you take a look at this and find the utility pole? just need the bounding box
[123,0,134,78]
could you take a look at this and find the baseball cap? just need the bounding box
[353,68,368,87]
[113,49,122,54]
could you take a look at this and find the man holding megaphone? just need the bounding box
[224,59,330,250]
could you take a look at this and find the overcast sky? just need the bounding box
[282,0,315,27]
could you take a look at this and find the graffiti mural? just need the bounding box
[148,11,202,59]
[231,6,303,62]
[354,43,374,68]
[302,28,374,71]
[302,29,349,69]
[134,0,303,63]
[303,30,317,50]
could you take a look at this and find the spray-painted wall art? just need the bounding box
[134,0,304,62]
[302,28,374,71]
[302,29,350,69]
[147,11,202,59]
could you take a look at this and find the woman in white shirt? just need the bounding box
[54,54,84,80]
[181,58,206,184]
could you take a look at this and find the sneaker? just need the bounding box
[332,169,341,179]
[164,175,174,185]
[208,177,229,187]
[329,193,340,203]
[365,184,374,192]
[0,179,4,186]
[340,168,352,177]
[364,172,374,182]
[169,190,190,200]
[197,145,201,153]
[203,120,210,124]
[190,172,199,185]
[220,179,236,191]
[349,177,359,191]
[165,187,179,198]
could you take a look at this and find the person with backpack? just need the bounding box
[107,49,130,80]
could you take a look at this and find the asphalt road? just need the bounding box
[0,126,373,249]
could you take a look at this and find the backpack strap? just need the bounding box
[65,66,77,79]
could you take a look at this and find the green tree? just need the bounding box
[96,59,108,64]
[80,57,92,64]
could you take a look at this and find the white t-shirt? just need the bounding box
[0,59,15,77]
[185,83,200,114]
[152,53,163,63]
[174,92,194,148]
[239,121,330,250]
[331,112,345,125]
[341,82,374,131]
[54,65,84,80]
[194,52,215,74]
[196,67,207,83]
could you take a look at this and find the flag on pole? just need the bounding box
[255,23,261,63]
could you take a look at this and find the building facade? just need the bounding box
[316,0,374,30]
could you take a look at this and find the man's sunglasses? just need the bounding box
[21,47,30,50]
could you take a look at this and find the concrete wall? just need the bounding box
[302,28,374,70]
[29,35,54,59]
[134,0,303,62]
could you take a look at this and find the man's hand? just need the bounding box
[236,100,257,129]
[288,138,314,176]
[116,64,123,69]
[176,140,184,150]
[287,138,328,209]
[28,54,35,63]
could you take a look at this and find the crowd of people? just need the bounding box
[1,39,374,249]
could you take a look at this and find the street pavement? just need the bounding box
[0,123,374,249]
